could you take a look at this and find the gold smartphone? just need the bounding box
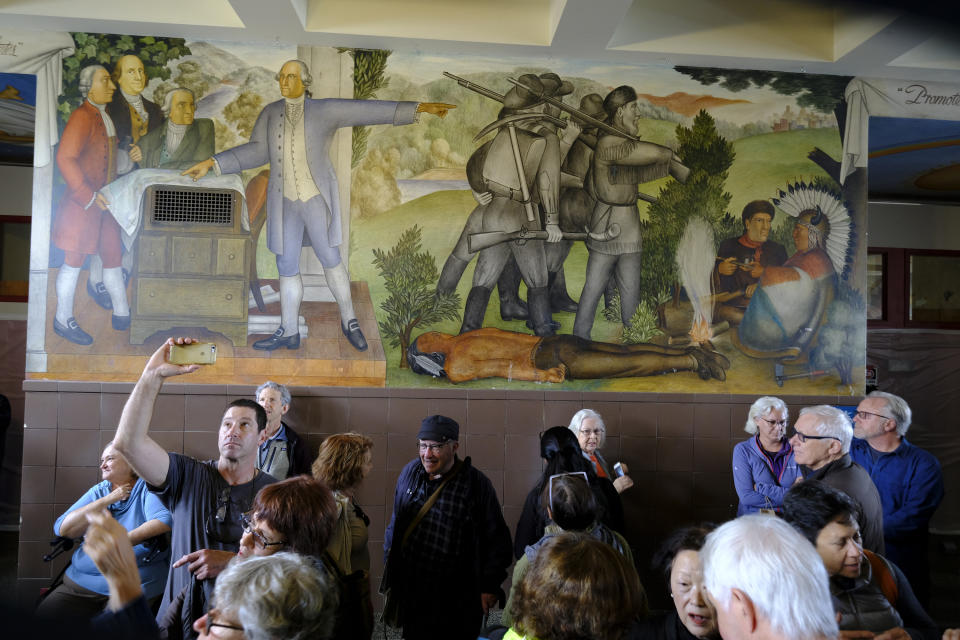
[168,342,217,365]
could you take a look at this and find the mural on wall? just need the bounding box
[28,31,867,394]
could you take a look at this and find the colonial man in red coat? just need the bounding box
[52,64,135,345]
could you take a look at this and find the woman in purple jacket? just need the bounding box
[732,396,801,514]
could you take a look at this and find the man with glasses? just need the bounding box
[113,337,278,625]
[788,405,885,554]
[383,415,512,640]
[850,391,944,605]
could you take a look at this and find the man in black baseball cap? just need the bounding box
[383,415,512,640]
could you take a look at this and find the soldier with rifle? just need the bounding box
[572,85,690,340]
[439,72,613,335]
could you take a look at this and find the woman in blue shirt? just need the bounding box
[36,441,172,619]
[732,396,801,514]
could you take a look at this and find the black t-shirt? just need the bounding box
[149,452,277,619]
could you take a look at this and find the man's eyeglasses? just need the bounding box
[417,441,450,454]
[204,609,244,636]
[758,416,788,427]
[792,429,840,443]
[240,512,285,550]
[855,410,892,421]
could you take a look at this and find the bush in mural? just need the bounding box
[373,226,461,368]
[59,33,190,123]
[642,109,735,304]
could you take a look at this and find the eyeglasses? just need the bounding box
[204,487,243,545]
[417,441,450,454]
[855,410,892,421]
[240,512,285,550]
[792,430,840,443]
[579,428,604,436]
[548,471,589,510]
[204,609,244,636]
[758,416,788,427]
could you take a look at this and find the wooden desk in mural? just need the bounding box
[130,184,250,345]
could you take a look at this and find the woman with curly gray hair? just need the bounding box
[194,552,337,640]
[732,396,800,514]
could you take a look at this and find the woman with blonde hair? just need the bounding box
[312,432,375,639]
[507,532,646,640]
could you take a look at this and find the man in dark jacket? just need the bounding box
[789,405,886,554]
[384,415,513,640]
[255,381,313,479]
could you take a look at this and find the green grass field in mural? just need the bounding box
[347,125,851,392]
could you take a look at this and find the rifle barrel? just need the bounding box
[443,71,505,103]
[507,77,642,143]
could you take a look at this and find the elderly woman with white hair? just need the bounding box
[568,409,634,493]
[732,396,800,515]
[193,552,337,640]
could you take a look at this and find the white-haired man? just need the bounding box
[851,391,944,604]
[255,381,312,479]
[184,59,454,353]
[701,514,838,640]
[133,88,214,170]
[789,404,885,554]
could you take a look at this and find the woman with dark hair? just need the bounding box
[312,432,375,639]
[627,524,719,640]
[238,474,338,559]
[513,426,623,558]
[782,481,937,640]
[161,475,338,639]
[507,532,646,640]
[503,472,634,626]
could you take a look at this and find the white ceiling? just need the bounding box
[1,0,958,82]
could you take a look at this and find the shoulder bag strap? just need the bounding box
[400,458,464,550]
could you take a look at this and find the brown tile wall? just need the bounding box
[17,381,854,609]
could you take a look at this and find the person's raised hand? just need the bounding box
[142,337,201,381]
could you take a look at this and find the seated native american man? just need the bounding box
[407,328,729,384]
[738,208,837,353]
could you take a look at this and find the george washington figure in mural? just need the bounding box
[52,64,137,346]
[407,328,730,383]
[183,59,454,352]
[573,85,690,340]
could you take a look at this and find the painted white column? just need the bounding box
[297,45,354,302]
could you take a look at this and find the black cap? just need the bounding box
[418,415,459,442]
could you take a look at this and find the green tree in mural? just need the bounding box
[58,33,191,123]
[641,109,736,303]
[339,48,392,167]
[673,67,852,182]
[373,225,461,368]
